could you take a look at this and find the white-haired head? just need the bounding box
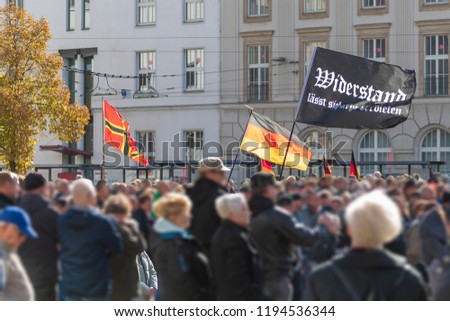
[71,178,97,207]
[215,193,250,226]
[345,190,401,248]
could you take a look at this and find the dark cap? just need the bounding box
[250,172,276,189]
[24,173,47,191]
[276,193,293,207]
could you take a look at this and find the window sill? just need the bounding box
[184,89,205,93]
[184,19,205,23]
[136,23,156,27]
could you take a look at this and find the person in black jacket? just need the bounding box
[186,157,229,253]
[18,173,59,301]
[0,172,20,209]
[152,193,211,301]
[309,190,427,301]
[249,172,340,301]
[211,193,263,300]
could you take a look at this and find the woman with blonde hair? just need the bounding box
[151,193,210,300]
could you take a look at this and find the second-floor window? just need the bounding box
[138,51,156,91]
[363,38,386,63]
[137,0,156,25]
[424,35,448,96]
[424,0,448,4]
[82,0,90,30]
[136,131,155,158]
[362,0,385,8]
[248,45,269,102]
[185,0,204,22]
[304,0,326,12]
[184,130,203,161]
[248,0,268,16]
[184,49,204,91]
[67,0,75,31]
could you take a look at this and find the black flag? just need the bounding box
[295,47,416,129]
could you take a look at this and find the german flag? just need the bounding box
[104,100,149,166]
[261,159,275,176]
[323,156,332,175]
[349,151,360,179]
[240,112,311,171]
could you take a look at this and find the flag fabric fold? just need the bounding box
[103,100,149,167]
[323,156,332,176]
[260,159,275,176]
[240,112,311,171]
[349,151,360,179]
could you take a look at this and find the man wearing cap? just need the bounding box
[249,172,340,301]
[186,157,230,253]
[0,172,20,210]
[0,206,38,300]
[17,173,59,301]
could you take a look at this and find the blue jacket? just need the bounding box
[58,206,122,298]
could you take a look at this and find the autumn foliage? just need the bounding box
[0,5,90,174]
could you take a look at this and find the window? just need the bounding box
[424,35,448,96]
[358,0,388,15]
[421,129,450,174]
[184,49,204,91]
[67,0,75,31]
[138,51,156,92]
[302,130,327,176]
[136,131,155,158]
[425,0,448,3]
[63,58,76,104]
[363,38,386,62]
[184,0,204,22]
[7,0,23,8]
[359,131,391,175]
[82,0,90,30]
[184,130,203,161]
[304,41,326,79]
[137,0,156,25]
[420,0,450,10]
[362,0,385,8]
[304,0,326,12]
[244,0,271,23]
[248,45,269,102]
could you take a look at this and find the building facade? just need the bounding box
[220,0,450,180]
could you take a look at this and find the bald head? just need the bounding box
[71,179,96,207]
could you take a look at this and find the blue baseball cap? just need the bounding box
[0,206,38,238]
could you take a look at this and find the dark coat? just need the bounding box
[132,207,151,242]
[186,177,227,252]
[18,193,59,291]
[109,218,147,300]
[309,249,427,301]
[0,193,14,210]
[419,209,449,266]
[152,218,211,301]
[210,220,263,300]
[249,196,327,281]
[58,206,122,299]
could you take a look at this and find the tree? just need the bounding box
[0,5,90,174]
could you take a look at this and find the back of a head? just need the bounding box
[215,193,246,220]
[0,172,15,188]
[71,179,96,207]
[345,190,402,248]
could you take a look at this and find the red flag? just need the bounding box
[323,156,332,176]
[261,159,275,176]
[349,151,360,179]
[103,100,149,166]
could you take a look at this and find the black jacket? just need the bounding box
[309,249,427,301]
[186,177,227,252]
[419,209,449,266]
[152,218,211,301]
[249,196,327,280]
[210,220,263,300]
[0,193,14,210]
[109,219,147,300]
[18,193,59,288]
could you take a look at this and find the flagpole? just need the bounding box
[278,121,297,181]
[101,96,105,181]
[227,105,254,183]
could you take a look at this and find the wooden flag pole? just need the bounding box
[227,105,254,183]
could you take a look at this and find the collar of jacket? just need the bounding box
[222,219,249,231]
[248,196,274,216]
[154,218,193,240]
[338,248,407,269]
[0,194,14,206]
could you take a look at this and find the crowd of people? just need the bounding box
[0,156,449,301]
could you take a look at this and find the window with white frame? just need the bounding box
[184,130,203,161]
[303,130,326,176]
[185,0,204,22]
[421,128,450,174]
[359,131,391,175]
[425,0,448,4]
[248,0,269,16]
[363,38,386,62]
[184,49,204,91]
[362,0,385,8]
[248,45,269,102]
[138,51,156,91]
[67,0,75,31]
[304,0,326,12]
[424,35,448,95]
[137,0,156,25]
[82,0,90,30]
[136,131,155,158]
[304,41,326,79]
